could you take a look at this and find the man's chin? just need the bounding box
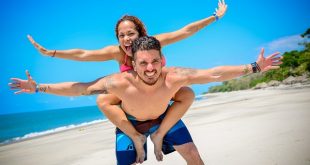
[137,74,158,86]
[142,78,157,86]
[143,81,156,86]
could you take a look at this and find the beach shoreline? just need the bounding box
[1,85,310,165]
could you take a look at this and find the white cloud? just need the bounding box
[263,35,307,53]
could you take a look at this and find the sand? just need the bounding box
[1,86,310,165]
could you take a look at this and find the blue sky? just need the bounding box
[1,0,309,115]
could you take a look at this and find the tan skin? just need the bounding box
[11,48,282,116]
[10,47,282,164]
[26,1,228,163]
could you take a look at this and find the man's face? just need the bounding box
[133,50,162,86]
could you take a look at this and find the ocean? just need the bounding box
[0,106,106,145]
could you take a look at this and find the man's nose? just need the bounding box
[146,64,154,71]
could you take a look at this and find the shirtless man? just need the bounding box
[10,36,282,165]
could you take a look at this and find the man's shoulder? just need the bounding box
[115,70,137,85]
[103,72,132,89]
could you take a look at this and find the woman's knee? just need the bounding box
[175,87,195,102]
[96,94,121,110]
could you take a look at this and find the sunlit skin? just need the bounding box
[9,44,282,165]
[23,1,229,163]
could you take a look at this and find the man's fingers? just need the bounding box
[9,83,20,88]
[272,61,283,65]
[272,57,282,61]
[260,48,265,58]
[271,66,280,70]
[10,86,20,89]
[14,89,31,94]
[11,78,22,82]
[25,70,33,81]
[15,90,23,94]
[14,89,30,94]
[267,52,281,59]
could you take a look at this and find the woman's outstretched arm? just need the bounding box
[27,35,121,62]
[155,0,227,46]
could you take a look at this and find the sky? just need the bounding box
[1,0,309,115]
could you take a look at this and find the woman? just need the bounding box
[27,1,227,163]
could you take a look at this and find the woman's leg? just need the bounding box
[96,94,146,164]
[150,86,195,161]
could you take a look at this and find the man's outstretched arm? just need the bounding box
[9,70,115,96]
[177,48,282,85]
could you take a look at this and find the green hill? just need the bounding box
[207,28,310,93]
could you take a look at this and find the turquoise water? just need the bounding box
[0,106,106,144]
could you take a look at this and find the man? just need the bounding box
[10,36,282,165]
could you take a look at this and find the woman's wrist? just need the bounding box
[51,50,56,57]
[46,50,56,57]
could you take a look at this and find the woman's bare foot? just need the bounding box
[132,134,147,163]
[150,131,164,161]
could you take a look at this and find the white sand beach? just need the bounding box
[1,86,310,165]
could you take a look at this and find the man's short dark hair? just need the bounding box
[131,36,162,60]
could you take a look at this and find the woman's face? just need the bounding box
[117,20,139,57]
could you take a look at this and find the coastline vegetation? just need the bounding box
[207,28,310,93]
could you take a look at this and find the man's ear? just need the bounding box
[132,60,137,71]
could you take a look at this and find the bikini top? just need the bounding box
[119,54,166,72]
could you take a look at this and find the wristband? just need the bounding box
[35,84,39,93]
[251,62,260,73]
[213,13,219,21]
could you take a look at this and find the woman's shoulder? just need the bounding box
[111,45,126,63]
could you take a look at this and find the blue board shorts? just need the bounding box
[115,109,193,165]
